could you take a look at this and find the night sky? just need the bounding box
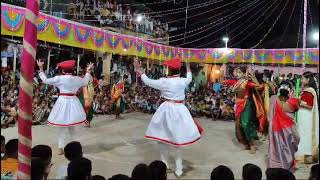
[134,0,319,49]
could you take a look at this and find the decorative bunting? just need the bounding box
[0,3,318,65]
[1,6,24,31]
[52,20,71,39]
[91,30,104,47]
[74,25,90,42]
[37,15,50,33]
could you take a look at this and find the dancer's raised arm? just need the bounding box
[134,59,163,90]
[37,60,60,85]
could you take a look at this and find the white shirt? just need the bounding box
[39,72,91,94]
[1,57,7,68]
[141,72,192,101]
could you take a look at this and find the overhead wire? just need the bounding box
[167,0,241,23]
[164,0,252,33]
[278,0,296,48]
[151,0,253,41]
[176,0,264,46]
[196,0,271,48]
[296,0,303,48]
[307,0,313,32]
[228,0,281,47]
[250,0,290,48]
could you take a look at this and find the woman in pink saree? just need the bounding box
[268,81,300,170]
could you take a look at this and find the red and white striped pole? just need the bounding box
[17,0,39,179]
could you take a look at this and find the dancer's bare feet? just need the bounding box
[240,144,250,150]
[57,148,64,155]
[249,145,257,154]
[85,121,91,128]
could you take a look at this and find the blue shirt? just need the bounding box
[213,83,222,93]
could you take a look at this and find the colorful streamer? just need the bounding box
[0,3,319,65]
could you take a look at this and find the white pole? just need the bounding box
[46,50,51,74]
[13,46,17,81]
[302,0,308,71]
[77,54,80,75]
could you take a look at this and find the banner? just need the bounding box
[1,3,319,65]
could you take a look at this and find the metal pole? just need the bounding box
[183,0,189,44]
[13,46,17,81]
[46,50,51,74]
[77,54,80,75]
[302,0,308,71]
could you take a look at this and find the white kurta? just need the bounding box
[39,72,91,126]
[141,72,203,147]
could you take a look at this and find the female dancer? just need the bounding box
[268,81,300,170]
[224,66,267,154]
[37,60,93,154]
[296,71,319,164]
[79,72,99,128]
[134,58,203,177]
[111,75,127,119]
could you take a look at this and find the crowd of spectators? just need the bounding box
[1,135,319,179]
[3,54,320,129]
[65,0,169,38]
[3,0,170,39]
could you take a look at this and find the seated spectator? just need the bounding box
[131,163,152,180]
[31,157,47,180]
[1,139,18,179]
[309,164,319,180]
[108,174,130,180]
[1,135,5,159]
[32,145,53,180]
[211,165,234,180]
[67,157,92,180]
[212,79,222,93]
[56,141,83,179]
[149,160,167,180]
[242,163,262,180]
[266,168,296,180]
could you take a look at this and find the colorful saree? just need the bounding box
[111,81,125,115]
[224,79,267,146]
[296,87,319,163]
[268,96,300,169]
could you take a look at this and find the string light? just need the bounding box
[250,0,290,48]
[196,0,273,48]
[177,0,263,46]
[229,0,281,47]
[277,0,297,48]
[166,0,259,43]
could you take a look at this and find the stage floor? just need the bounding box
[2,112,310,179]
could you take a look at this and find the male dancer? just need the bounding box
[37,60,93,154]
[134,58,203,177]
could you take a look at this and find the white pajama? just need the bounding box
[158,142,182,171]
[58,127,75,149]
